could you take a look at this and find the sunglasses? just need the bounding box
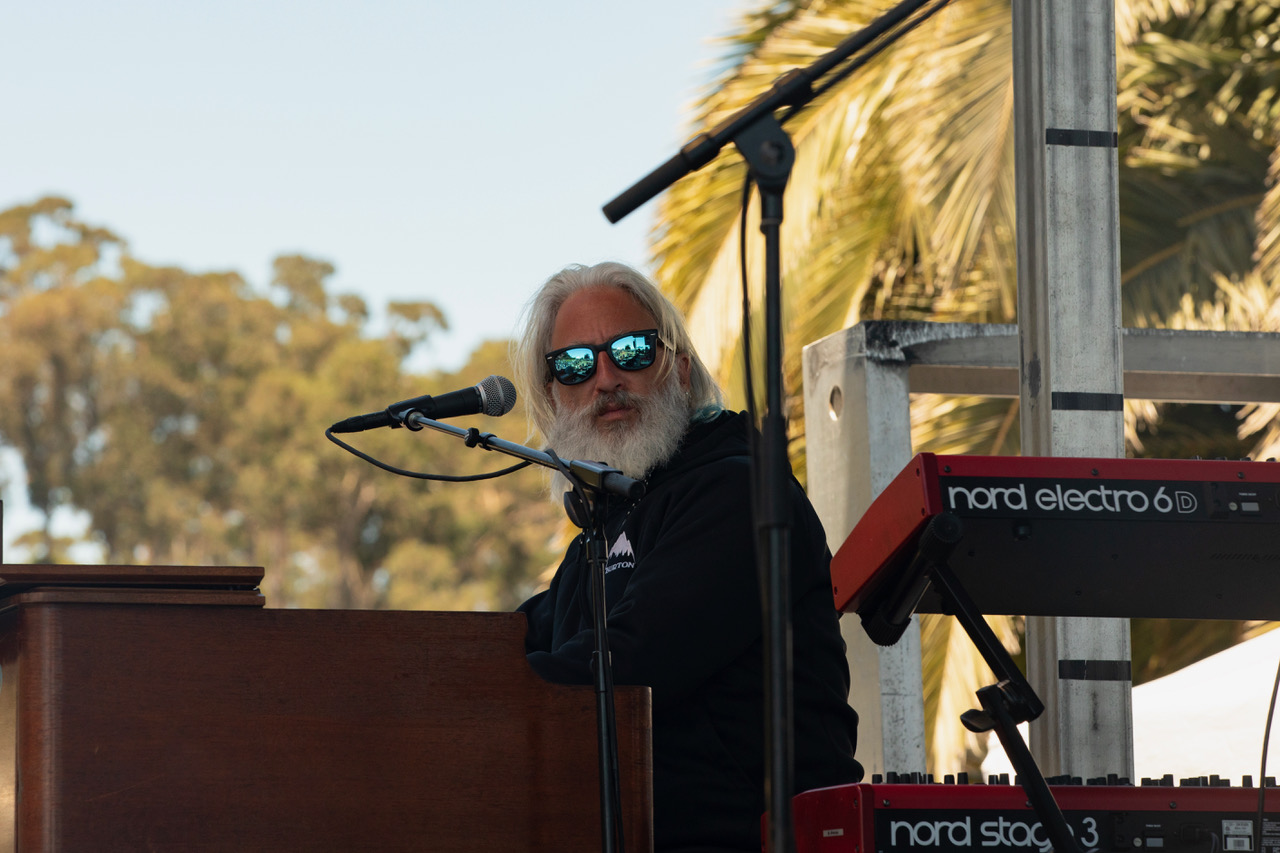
[545,329,661,386]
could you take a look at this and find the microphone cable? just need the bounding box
[325,426,531,482]
[1257,645,1280,853]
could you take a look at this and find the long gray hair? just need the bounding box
[511,261,722,438]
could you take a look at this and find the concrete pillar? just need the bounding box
[803,326,926,777]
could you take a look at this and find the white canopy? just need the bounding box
[983,628,1280,785]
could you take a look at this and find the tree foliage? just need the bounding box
[654,0,1280,453]
[0,197,560,611]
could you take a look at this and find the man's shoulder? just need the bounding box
[679,409,751,462]
[641,410,748,486]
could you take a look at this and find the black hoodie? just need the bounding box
[518,410,863,851]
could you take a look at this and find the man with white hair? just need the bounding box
[513,261,862,852]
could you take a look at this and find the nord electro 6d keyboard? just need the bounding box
[831,454,1280,622]
[788,781,1280,853]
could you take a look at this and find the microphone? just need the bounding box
[329,375,517,434]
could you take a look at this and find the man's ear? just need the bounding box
[678,352,692,391]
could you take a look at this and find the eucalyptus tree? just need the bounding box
[0,198,559,612]
[0,197,129,560]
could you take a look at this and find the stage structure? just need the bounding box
[801,321,1280,777]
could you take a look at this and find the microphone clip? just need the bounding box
[387,393,438,430]
[398,406,423,431]
[463,428,496,448]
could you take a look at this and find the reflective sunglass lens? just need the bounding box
[609,334,655,370]
[552,349,596,385]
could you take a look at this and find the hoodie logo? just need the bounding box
[605,532,635,574]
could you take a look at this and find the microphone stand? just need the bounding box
[602,3,950,851]
[406,413,642,853]
[563,469,627,853]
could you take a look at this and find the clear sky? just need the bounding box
[2,0,745,371]
[0,0,748,552]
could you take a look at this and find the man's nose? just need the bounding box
[592,352,625,390]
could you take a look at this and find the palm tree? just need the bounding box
[648,0,1280,773]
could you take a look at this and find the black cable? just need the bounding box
[740,174,758,433]
[325,427,532,482]
[1257,648,1280,853]
[739,173,772,603]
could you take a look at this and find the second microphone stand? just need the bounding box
[602,5,953,850]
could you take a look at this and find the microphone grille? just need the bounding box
[477,375,518,417]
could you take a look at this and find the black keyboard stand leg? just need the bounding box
[929,557,1083,853]
[962,683,1083,853]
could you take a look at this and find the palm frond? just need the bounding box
[1257,151,1280,284]
[1118,1,1280,325]
[648,0,1280,773]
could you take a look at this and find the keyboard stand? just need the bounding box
[859,512,1083,853]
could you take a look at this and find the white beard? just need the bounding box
[544,370,692,498]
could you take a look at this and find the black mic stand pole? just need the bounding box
[563,469,627,853]
[406,414,641,853]
[602,6,952,850]
[737,116,798,853]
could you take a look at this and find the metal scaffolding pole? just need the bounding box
[1013,0,1134,779]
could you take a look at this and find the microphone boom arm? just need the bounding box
[601,0,951,223]
[405,413,644,501]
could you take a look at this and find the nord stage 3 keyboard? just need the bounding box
[830,454,1280,621]
[789,781,1280,853]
